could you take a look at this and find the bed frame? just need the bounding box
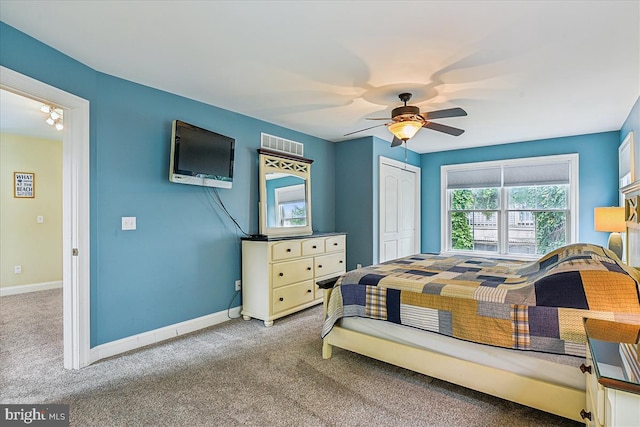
[320,286,586,422]
[321,164,640,423]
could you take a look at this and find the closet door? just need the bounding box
[379,157,420,263]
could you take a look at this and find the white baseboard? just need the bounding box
[89,306,243,364]
[0,281,63,296]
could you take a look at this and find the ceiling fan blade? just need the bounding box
[343,123,388,137]
[423,121,465,136]
[421,107,467,120]
[390,136,403,147]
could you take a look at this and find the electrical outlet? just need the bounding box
[14,265,22,274]
[235,280,242,291]
[357,263,362,269]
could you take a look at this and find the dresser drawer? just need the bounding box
[273,280,315,314]
[302,238,325,256]
[272,258,314,287]
[325,235,345,252]
[242,234,346,326]
[272,241,302,260]
[315,253,345,277]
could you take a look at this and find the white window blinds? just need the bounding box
[446,160,571,188]
[446,167,501,189]
[503,161,570,187]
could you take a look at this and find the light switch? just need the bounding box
[37,215,44,223]
[121,216,137,231]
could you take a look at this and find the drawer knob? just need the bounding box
[307,289,312,293]
[339,260,343,263]
[286,248,291,252]
[307,267,311,271]
[580,363,592,374]
[318,265,323,268]
[334,243,338,246]
[312,245,317,249]
[279,272,284,277]
[580,409,591,421]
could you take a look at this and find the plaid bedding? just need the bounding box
[322,244,640,357]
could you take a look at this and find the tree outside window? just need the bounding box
[449,185,568,255]
[279,202,307,226]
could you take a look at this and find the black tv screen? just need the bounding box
[169,120,235,189]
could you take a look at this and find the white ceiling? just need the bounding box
[1,1,638,153]
[1,89,63,141]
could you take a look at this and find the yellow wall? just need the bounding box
[0,133,62,288]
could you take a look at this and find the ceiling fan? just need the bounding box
[345,93,467,147]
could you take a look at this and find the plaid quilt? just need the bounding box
[322,244,640,357]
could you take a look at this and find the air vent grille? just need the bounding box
[261,133,304,157]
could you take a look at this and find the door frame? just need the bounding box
[1,66,91,369]
[378,156,421,263]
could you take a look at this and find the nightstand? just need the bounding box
[582,318,640,426]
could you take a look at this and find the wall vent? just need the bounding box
[261,133,304,157]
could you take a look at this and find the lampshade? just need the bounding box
[594,207,625,232]
[388,120,423,141]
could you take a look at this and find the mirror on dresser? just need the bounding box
[258,148,313,237]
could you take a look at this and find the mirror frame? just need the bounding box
[258,149,313,237]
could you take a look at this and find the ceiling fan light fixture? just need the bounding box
[45,117,55,126]
[54,119,64,131]
[347,93,467,144]
[388,120,423,141]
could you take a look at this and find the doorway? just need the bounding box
[378,156,421,263]
[1,66,90,369]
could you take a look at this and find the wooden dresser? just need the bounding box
[241,233,346,326]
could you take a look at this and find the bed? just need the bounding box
[320,243,640,422]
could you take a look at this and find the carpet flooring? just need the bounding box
[0,289,582,426]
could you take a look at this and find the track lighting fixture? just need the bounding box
[40,104,64,131]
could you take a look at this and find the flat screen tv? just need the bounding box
[169,120,235,189]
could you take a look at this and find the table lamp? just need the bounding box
[594,207,625,259]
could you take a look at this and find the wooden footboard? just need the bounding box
[321,288,585,422]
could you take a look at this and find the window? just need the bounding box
[442,154,578,257]
[275,184,306,227]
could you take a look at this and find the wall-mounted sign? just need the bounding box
[14,172,35,198]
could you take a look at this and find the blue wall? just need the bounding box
[335,137,374,269]
[1,22,336,346]
[335,136,420,269]
[621,97,639,145]
[420,132,621,253]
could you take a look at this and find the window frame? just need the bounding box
[274,183,306,227]
[440,154,579,259]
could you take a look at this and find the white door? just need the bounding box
[379,157,420,263]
